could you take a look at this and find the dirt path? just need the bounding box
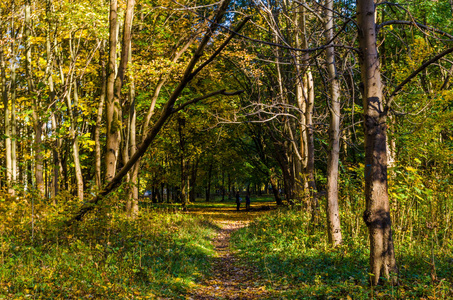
[188,203,276,300]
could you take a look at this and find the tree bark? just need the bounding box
[71,82,84,201]
[325,0,343,246]
[205,161,213,202]
[95,40,107,188]
[177,117,188,209]
[105,0,120,182]
[357,0,397,286]
[126,53,139,217]
[25,0,45,196]
[1,43,13,196]
[189,158,199,202]
[105,0,135,183]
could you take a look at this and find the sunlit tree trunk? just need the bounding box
[297,4,317,215]
[105,0,135,183]
[25,0,45,196]
[325,0,342,246]
[105,0,120,182]
[71,82,84,201]
[294,6,308,204]
[95,41,107,188]
[126,44,139,216]
[357,0,397,285]
[46,0,60,200]
[1,43,13,196]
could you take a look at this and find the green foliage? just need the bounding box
[0,193,217,299]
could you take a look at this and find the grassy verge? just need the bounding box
[231,207,453,299]
[0,195,218,299]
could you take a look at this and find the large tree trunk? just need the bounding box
[105,0,135,183]
[325,0,342,246]
[357,0,397,286]
[105,0,121,182]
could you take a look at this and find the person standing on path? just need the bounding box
[245,192,251,211]
[235,191,241,211]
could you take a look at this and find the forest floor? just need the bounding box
[187,201,280,300]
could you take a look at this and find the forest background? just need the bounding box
[0,0,453,298]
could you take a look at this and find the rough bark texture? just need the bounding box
[325,0,343,246]
[357,0,397,285]
[95,41,107,188]
[105,0,120,182]
[105,0,136,183]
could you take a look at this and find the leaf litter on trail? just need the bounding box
[188,203,280,299]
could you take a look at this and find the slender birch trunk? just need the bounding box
[325,0,342,246]
[1,44,13,195]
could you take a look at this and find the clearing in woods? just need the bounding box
[187,199,280,300]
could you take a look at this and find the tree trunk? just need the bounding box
[70,81,84,201]
[269,170,283,205]
[221,169,225,201]
[95,40,107,188]
[126,50,139,217]
[325,0,343,246]
[178,117,188,210]
[205,161,213,202]
[189,158,199,202]
[105,0,135,183]
[1,45,13,196]
[105,0,120,182]
[357,0,397,285]
[25,0,45,196]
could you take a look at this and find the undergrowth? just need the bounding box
[0,192,217,299]
[231,207,453,299]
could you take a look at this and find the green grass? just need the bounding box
[231,207,453,299]
[0,197,218,299]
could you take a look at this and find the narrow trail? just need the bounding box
[188,202,277,300]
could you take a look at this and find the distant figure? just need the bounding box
[245,193,251,211]
[235,191,241,211]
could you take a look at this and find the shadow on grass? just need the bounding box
[232,224,453,299]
